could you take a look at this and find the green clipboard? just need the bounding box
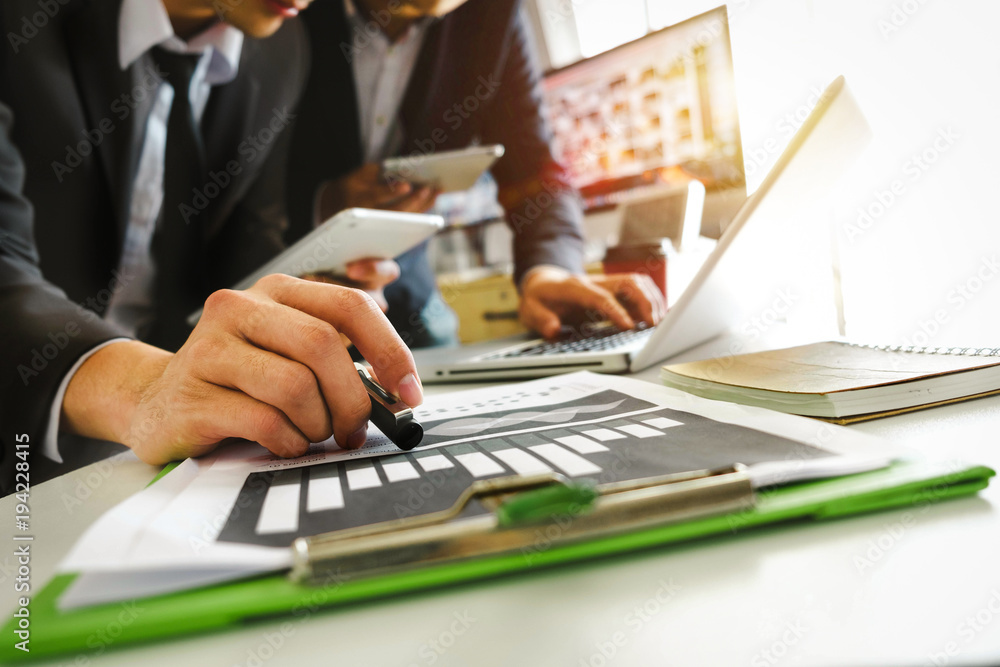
[2,459,993,663]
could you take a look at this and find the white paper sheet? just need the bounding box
[58,372,903,610]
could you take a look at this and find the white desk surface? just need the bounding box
[4,334,1000,667]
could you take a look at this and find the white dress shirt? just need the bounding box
[344,0,431,162]
[107,0,243,333]
[342,2,554,289]
[43,0,243,463]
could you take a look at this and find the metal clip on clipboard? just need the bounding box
[289,464,754,585]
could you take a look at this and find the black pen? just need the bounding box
[354,363,424,451]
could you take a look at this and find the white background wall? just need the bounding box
[530,0,1000,347]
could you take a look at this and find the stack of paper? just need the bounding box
[58,372,901,609]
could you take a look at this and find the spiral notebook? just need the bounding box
[660,342,1000,423]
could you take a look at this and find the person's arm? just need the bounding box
[485,23,586,289]
[41,338,128,464]
[0,102,129,494]
[482,5,664,338]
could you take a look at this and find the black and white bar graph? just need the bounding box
[217,388,833,548]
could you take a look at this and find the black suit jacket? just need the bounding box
[287,0,585,341]
[0,0,308,493]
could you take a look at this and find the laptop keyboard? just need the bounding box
[484,322,653,360]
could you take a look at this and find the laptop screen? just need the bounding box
[541,7,745,211]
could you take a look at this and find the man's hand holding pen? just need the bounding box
[62,274,424,465]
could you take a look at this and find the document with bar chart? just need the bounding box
[57,372,900,609]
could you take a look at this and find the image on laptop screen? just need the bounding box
[541,7,745,228]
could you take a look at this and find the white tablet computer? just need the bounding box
[382,144,505,192]
[187,208,444,324]
[232,208,444,289]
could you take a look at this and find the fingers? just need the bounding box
[192,337,333,444]
[323,163,414,212]
[596,273,666,325]
[299,272,344,285]
[638,274,667,323]
[217,292,372,449]
[346,258,401,289]
[366,288,389,312]
[132,382,311,465]
[627,274,666,323]
[250,275,422,407]
[325,164,436,212]
[345,259,399,311]
[558,279,635,331]
[300,271,388,312]
[519,298,563,340]
[359,163,413,206]
[385,186,438,213]
[197,385,312,460]
[127,272,422,465]
[193,276,421,453]
[364,181,412,209]
[520,269,636,335]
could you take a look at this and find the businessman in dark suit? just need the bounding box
[0,0,423,494]
[287,0,664,348]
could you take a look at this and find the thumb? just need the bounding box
[520,299,562,339]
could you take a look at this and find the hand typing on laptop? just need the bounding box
[61,275,423,464]
[518,266,666,339]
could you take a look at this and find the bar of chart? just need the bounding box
[217,390,830,547]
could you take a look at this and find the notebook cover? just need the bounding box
[2,460,992,663]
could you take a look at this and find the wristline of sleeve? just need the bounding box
[500,166,586,289]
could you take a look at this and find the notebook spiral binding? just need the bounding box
[850,343,1000,357]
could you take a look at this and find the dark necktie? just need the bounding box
[147,48,208,351]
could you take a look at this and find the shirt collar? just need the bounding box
[119,0,243,85]
[343,0,435,43]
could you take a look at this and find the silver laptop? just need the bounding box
[419,76,871,383]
